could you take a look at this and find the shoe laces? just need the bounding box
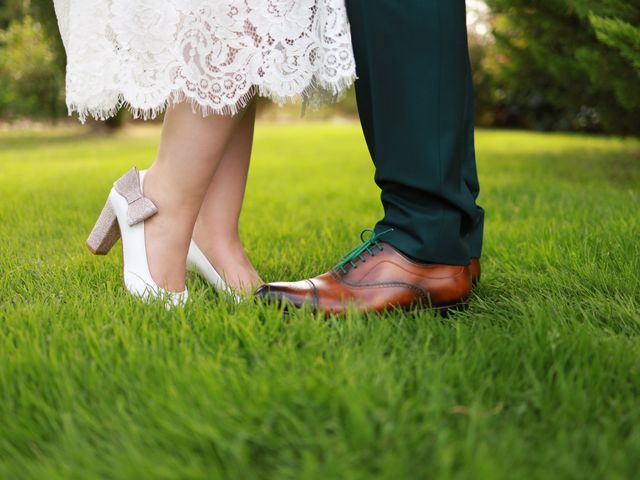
[334,228,394,274]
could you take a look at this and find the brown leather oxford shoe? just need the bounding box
[256,230,472,315]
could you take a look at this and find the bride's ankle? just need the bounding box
[193,223,241,250]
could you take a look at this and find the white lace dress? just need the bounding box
[53,0,356,122]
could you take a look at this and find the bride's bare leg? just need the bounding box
[193,100,262,294]
[142,102,248,292]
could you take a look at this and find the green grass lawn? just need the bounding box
[1,123,639,479]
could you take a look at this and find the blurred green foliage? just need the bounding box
[0,16,64,119]
[484,0,640,134]
[0,0,66,120]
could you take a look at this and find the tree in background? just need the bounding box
[484,0,640,134]
[0,0,66,120]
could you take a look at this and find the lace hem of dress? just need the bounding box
[56,0,357,123]
[68,74,355,123]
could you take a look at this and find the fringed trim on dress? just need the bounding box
[69,73,357,123]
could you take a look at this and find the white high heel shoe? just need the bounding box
[187,240,240,302]
[86,167,188,307]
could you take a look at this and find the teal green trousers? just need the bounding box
[346,0,484,265]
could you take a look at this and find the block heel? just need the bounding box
[86,198,120,255]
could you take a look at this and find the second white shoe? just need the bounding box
[187,240,240,302]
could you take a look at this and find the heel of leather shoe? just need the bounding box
[86,198,120,255]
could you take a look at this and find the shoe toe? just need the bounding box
[254,282,312,308]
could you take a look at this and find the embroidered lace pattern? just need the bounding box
[53,0,356,121]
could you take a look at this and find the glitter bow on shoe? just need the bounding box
[114,167,158,226]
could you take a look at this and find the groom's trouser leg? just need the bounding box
[347,0,484,264]
[462,61,485,259]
